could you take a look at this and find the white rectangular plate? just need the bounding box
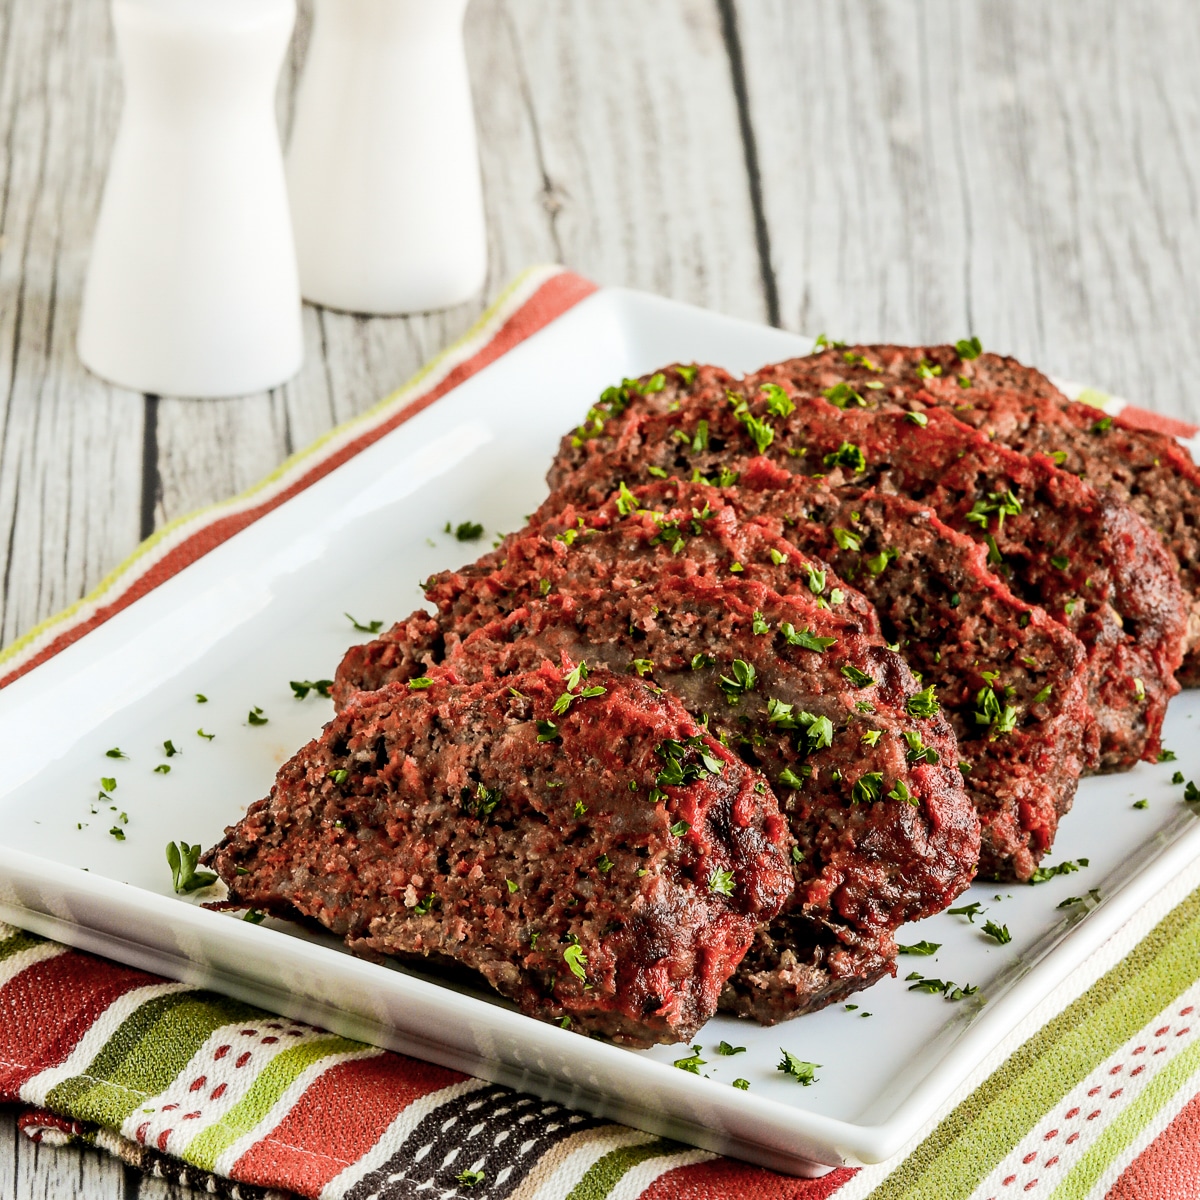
[2,287,1200,1176]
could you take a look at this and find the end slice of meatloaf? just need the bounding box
[334,513,981,1022]
[764,343,1200,684]
[539,474,1088,881]
[204,663,794,1048]
[543,383,1186,771]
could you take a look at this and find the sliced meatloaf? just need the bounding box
[529,473,1087,881]
[205,663,793,1048]
[764,342,1200,682]
[544,384,1186,771]
[335,507,980,1023]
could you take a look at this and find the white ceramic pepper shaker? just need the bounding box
[78,0,303,399]
[285,0,487,315]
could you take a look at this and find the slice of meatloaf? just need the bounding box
[335,510,981,1022]
[544,384,1185,771]
[763,342,1200,683]
[526,473,1087,881]
[205,663,793,1048]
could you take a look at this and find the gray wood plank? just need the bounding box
[1,1109,130,1200]
[735,0,1200,419]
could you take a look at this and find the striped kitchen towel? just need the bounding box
[3,266,1200,1199]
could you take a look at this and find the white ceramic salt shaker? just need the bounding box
[78,0,303,398]
[286,0,487,315]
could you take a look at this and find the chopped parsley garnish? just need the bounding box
[887,779,917,805]
[729,562,744,572]
[906,974,979,1001]
[765,698,833,749]
[1185,781,1200,803]
[897,940,941,956]
[842,664,875,688]
[1032,685,1053,704]
[676,364,698,385]
[902,730,940,765]
[1050,555,1070,571]
[572,374,665,445]
[614,480,641,516]
[718,659,758,703]
[851,772,884,804]
[732,1078,750,1090]
[1091,416,1113,434]
[780,622,837,652]
[450,520,483,541]
[195,694,208,703]
[630,659,654,676]
[563,944,588,981]
[163,740,180,758]
[778,767,807,789]
[100,776,117,792]
[915,359,943,380]
[904,411,928,426]
[539,578,552,596]
[983,920,1012,945]
[716,1040,747,1055]
[197,728,215,741]
[1173,770,1185,785]
[777,1051,820,1085]
[1158,749,1178,762]
[572,799,588,819]
[551,685,607,715]
[752,611,771,636]
[691,652,716,670]
[761,382,795,417]
[166,841,217,893]
[1133,799,1149,810]
[865,547,899,576]
[955,336,983,360]
[973,686,1017,739]
[105,747,127,759]
[958,375,973,389]
[673,1045,706,1074]
[536,719,561,743]
[949,901,984,923]
[456,1170,485,1188]
[647,465,668,478]
[154,764,171,774]
[345,613,384,634]
[110,826,126,840]
[1029,857,1089,884]
[823,382,865,409]
[243,909,265,924]
[1058,889,1103,910]
[823,441,866,473]
[328,769,349,785]
[290,679,333,700]
[466,783,499,820]
[832,527,862,552]
[655,737,723,788]
[769,547,789,566]
[247,707,268,725]
[812,333,845,350]
[965,489,1023,533]
[741,414,775,454]
[596,854,615,873]
[861,729,881,747]
[413,892,438,915]
[803,564,825,594]
[709,868,736,896]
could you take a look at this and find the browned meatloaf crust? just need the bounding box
[205,663,793,1047]
[335,504,981,1023]
[766,342,1200,684]
[534,471,1087,881]
[545,382,1185,771]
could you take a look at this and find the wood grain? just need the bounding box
[4,0,1200,1195]
[734,0,1200,417]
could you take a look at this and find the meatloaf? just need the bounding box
[205,663,793,1047]
[335,505,981,1022]
[529,471,1087,881]
[545,384,1186,771]
[765,342,1200,683]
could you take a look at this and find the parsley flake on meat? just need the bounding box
[761,383,795,417]
[974,686,1018,739]
[832,527,862,552]
[851,772,884,804]
[902,730,940,765]
[823,441,867,473]
[718,659,758,703]
[709,868,736,896]
[841,664,875,688]
[823,382,866,409]
[955,337,983,359]
[780,622,837,652]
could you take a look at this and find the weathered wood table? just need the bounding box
[3,1,1199,1195]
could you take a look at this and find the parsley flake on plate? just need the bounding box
[166,841,217,894]
[290,679,333,700]
[345,613,384,634]
[777,1051,820,1085]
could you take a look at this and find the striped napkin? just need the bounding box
[3,266,1199,1200]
